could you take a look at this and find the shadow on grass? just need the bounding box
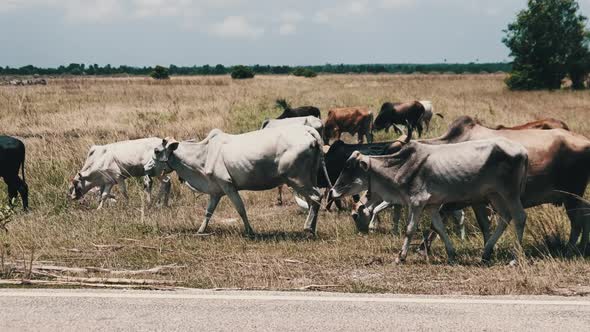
[159,225,317,242]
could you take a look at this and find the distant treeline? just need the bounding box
[0,62,511,76]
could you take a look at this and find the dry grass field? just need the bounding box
[1,74,589,295]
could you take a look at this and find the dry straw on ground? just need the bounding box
[0,74,589,294]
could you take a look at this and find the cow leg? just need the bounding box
[397,204,424,263]
[119,179,129,200]
[143,176,153,207]
[7,175,29,211]
[6,184,17,208]
[430,208,457,263]
[391,204,402,236]
[295,185,321,235]
[223,187,255,237]
[369,201,390,232]
[197,194,221,234]
[482,195,526,263]
[158,177,172,207]
[451,210,466,240]
[472,204,491,245]
[277,185,284,206]
[97,183,114,210]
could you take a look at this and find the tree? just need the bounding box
[231,65,255,79]
[150,65,170,80]
[503,0,590,90]
[292,67,317,78]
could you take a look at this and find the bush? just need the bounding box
[503,0,590,90]
[150,65,170,80]
[292,67,317,78]
[231,65,255,79]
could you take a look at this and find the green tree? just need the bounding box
[292,67,317,78]
[231,65,255,79]
[503,0,590,90]
[150,65,170,80]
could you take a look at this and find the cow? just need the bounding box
[260,116,325,205]
[0,136,28,210]
[275,99,321,119]
[427,116,590,253]
[143,125,330,236]
[418,100,444,133]
[261,116,323,135]
[330,138,529,263]
[323,107,373,145]
[373,101,426,137]
[69,138,172,209]
[495,118,570,131]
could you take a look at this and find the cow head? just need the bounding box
[373,103,393,132]
[330,151,370,199]
[144,137,179,177]
[69,172,90,200]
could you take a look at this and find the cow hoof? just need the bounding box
[303,229,316,239]
[395,257,405,265]
[508,259,518,267]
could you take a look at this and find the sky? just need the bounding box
[0,0,589,67]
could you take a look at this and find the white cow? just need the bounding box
[261,116,323,134]
[330,138,528,263]
[69,138,171,209]
[261,115,326,205]
[418,100,444,132]
[143,125,329,236]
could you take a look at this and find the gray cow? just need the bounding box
[143,125,328,236]
[330,138,528,263]
[69,138,171,209]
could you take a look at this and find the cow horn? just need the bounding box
[164,137,179,146]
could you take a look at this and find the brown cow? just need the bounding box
[373,101,426,137]
[356,116,590,255]
[495,118,570,131]
[323,107,373,145]
[428,116,590,254]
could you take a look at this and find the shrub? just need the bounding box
[292,67,317,78]
[231,65,255,79]
[150,65,170,80]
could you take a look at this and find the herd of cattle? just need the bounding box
[1,99,589,264]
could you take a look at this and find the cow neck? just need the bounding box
[168,143,207,176]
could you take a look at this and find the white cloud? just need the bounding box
[210,16,264,39]
[62,0,123,23]
[279,23,296,35]
[280,9,303,23]
[314,0,371,24]
[380,0,414,9]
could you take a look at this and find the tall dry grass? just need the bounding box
[0,74,589,294]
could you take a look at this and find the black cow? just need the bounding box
[373,101,426,137]
[0,136,28,210]
[275,99,321,119]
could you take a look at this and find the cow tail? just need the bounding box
[320,152,332,188]
[368,112,374,143]
[306,126,332,188]
[21,146,26,184]
[435,113,444,119]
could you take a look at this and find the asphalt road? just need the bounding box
[1,289,589,331]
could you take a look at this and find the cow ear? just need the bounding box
[359,159,369,172]
[167,142,179,151]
